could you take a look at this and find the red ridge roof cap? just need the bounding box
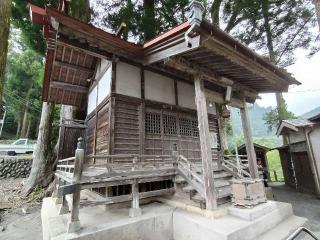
[143,22,190,49]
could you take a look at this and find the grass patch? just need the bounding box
[267,150,284,182]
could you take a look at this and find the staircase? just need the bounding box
[174,155,238,208]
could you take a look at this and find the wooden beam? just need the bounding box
[205,89,244,109]
[50,81,88,93]
[166,57,259,101]
[54,60,94,74]
[144,36,200,65]
[194,76,217,210]
[240,101,259,179]
[115,22,127,37]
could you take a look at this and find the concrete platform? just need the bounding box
[42,197,308,240]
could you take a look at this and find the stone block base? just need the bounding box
[231,179,267,207]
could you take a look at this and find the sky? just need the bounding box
[256,50,320,116]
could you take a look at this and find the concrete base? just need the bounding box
[129,208,142,218]
[67,220,81,233]
[42,198,308,240]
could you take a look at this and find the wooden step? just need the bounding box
[174,176,186,184]
[215,179,231,188]
[217,186,232,198]
[182,185,196,193]
[214,172,233,179]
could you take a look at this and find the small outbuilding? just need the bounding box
[276,116,320,197]
[237,143,271,182]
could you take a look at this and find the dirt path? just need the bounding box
[0,178,42,240]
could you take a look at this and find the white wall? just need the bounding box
[97,67,112,105]
[116,61,141,98]
[177,81,216,114]
[87,59,112,115]
[145,70,175,105]
[87,86,97,114]
[177,81,196,110]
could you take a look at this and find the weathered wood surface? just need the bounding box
[240,102,259,179]
[68,140,85,231]
[194,76,217,210]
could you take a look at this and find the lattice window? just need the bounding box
[179,117,192,136]
[163,114,177,135]
[146,112,161,134]
[192,120,199,137]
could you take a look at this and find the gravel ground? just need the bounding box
[0,178,42,240]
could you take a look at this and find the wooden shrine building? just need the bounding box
[29,1,299,233]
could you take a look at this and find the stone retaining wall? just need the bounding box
[0,158,32,179]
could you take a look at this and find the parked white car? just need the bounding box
[0,138,35,156]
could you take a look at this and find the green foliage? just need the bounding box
[231,0,318,66]
[267,150,284,181]
[263,104,296,132]
[69,0,91,22]
[4,29,43,139]
[93,0,191,42]
[11,0,56,55]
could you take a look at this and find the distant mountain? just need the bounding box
[300,107,320,119]
[230,104,274,136]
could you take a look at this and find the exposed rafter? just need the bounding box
[50,81,88,93]
[165,57,259,102]
[54,60,94,74]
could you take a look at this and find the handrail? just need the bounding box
[222,157,251,178]
[287,227,319,240]
[58,157,75,162]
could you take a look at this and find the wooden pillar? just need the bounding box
[129,158,142,217]
[240,102,259,179]
[194,76,217,210]
[67,138,84,233]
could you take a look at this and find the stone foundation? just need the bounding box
[0,158,32,179]
[42,197,308,240]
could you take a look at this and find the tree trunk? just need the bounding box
[0,0,11,107]
[219,117,228,150]
[262,0,287,144]
[21,102,55,197]
[54,105,73,156]
[314,0,320,32]
[16,120,21,138]
[20,101,29,138]
[26,119,31,138]
[210,0,223,26]
[69,0,91,22]
[143,0,156,41]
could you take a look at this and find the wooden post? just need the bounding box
[55,178,69,215]
[129,159,141,217]
[240,102,259,179]
[67,137,84,233]
[194,76,217,210]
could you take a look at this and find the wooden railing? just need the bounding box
[53,140,177,233]
[176,154,205,198]
[222,155,251,178]
[53,142,255,233]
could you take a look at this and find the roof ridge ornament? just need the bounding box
[186,1,205,26]
[185,1,204,47]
